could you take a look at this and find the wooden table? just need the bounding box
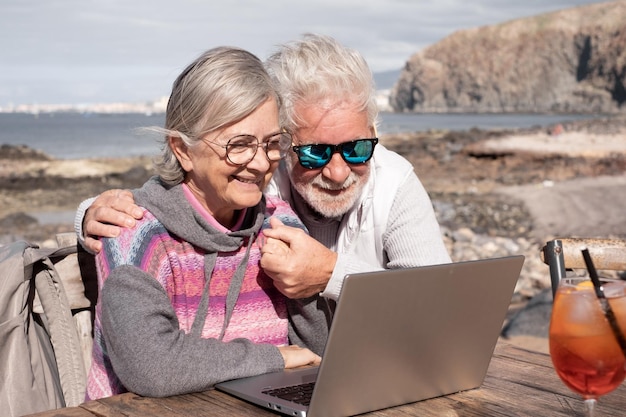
[24,339,626,416]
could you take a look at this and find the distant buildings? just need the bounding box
[0,96,169,115]
[2,91,394,114]
[375,89,392,112]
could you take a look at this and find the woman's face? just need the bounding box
[172,97,280,227]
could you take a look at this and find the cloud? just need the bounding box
[0,0,609,105]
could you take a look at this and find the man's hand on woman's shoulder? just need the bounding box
[83,189,143,253]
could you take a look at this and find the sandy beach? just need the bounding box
[476,126,626,241]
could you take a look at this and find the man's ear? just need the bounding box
[169,136,193,172]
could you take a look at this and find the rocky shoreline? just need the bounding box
[2,115,626,348]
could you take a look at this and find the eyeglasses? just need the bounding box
[292,138,378,169]
[205,132,292,166]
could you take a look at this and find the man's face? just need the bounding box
[286,101,374,219]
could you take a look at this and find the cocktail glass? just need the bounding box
[549,277,626,416]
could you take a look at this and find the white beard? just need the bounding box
[286,156,369,219]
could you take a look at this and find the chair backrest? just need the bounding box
[540,238,626,297]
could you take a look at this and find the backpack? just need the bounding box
[0,235,92,417]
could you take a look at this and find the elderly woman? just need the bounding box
[85,47,320,400]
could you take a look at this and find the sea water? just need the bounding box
[0,112,601,160]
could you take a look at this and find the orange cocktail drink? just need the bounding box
[549,278,626,398]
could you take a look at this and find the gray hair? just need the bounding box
[265,33,379,134]
[153,46,278,184]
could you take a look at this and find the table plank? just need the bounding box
[488,344,625,415]
[20,408,95,417]
[22,341,626,417]
[78,390,278,417]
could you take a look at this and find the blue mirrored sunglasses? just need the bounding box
[292,138,378,169]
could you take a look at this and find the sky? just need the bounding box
[0,0,611,107]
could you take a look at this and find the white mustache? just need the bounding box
[311,172,358,191]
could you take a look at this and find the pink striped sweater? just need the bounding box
[86,177,305,399]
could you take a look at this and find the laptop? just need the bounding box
[216,255,525,417]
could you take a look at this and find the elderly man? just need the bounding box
[76,34,451,355]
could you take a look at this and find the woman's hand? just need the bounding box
[278,345,321,369]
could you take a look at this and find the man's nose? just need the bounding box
[321,152,351,183]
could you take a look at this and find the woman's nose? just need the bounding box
[246,146,272,171]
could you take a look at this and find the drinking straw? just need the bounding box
[581,248,626,357]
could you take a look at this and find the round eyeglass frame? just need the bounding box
[204,132,292,166]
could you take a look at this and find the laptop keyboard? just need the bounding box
[262,382,315,406]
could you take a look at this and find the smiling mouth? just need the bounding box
[315,184,350,196]
[234,175,262,186]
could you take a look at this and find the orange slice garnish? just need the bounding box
[576,280,594,289]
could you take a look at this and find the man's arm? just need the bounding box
[380,172,451,268]
[74,189,143,253]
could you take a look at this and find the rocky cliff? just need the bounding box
[390,1,626,114]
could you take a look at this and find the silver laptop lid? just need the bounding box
[307,255,524,417]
